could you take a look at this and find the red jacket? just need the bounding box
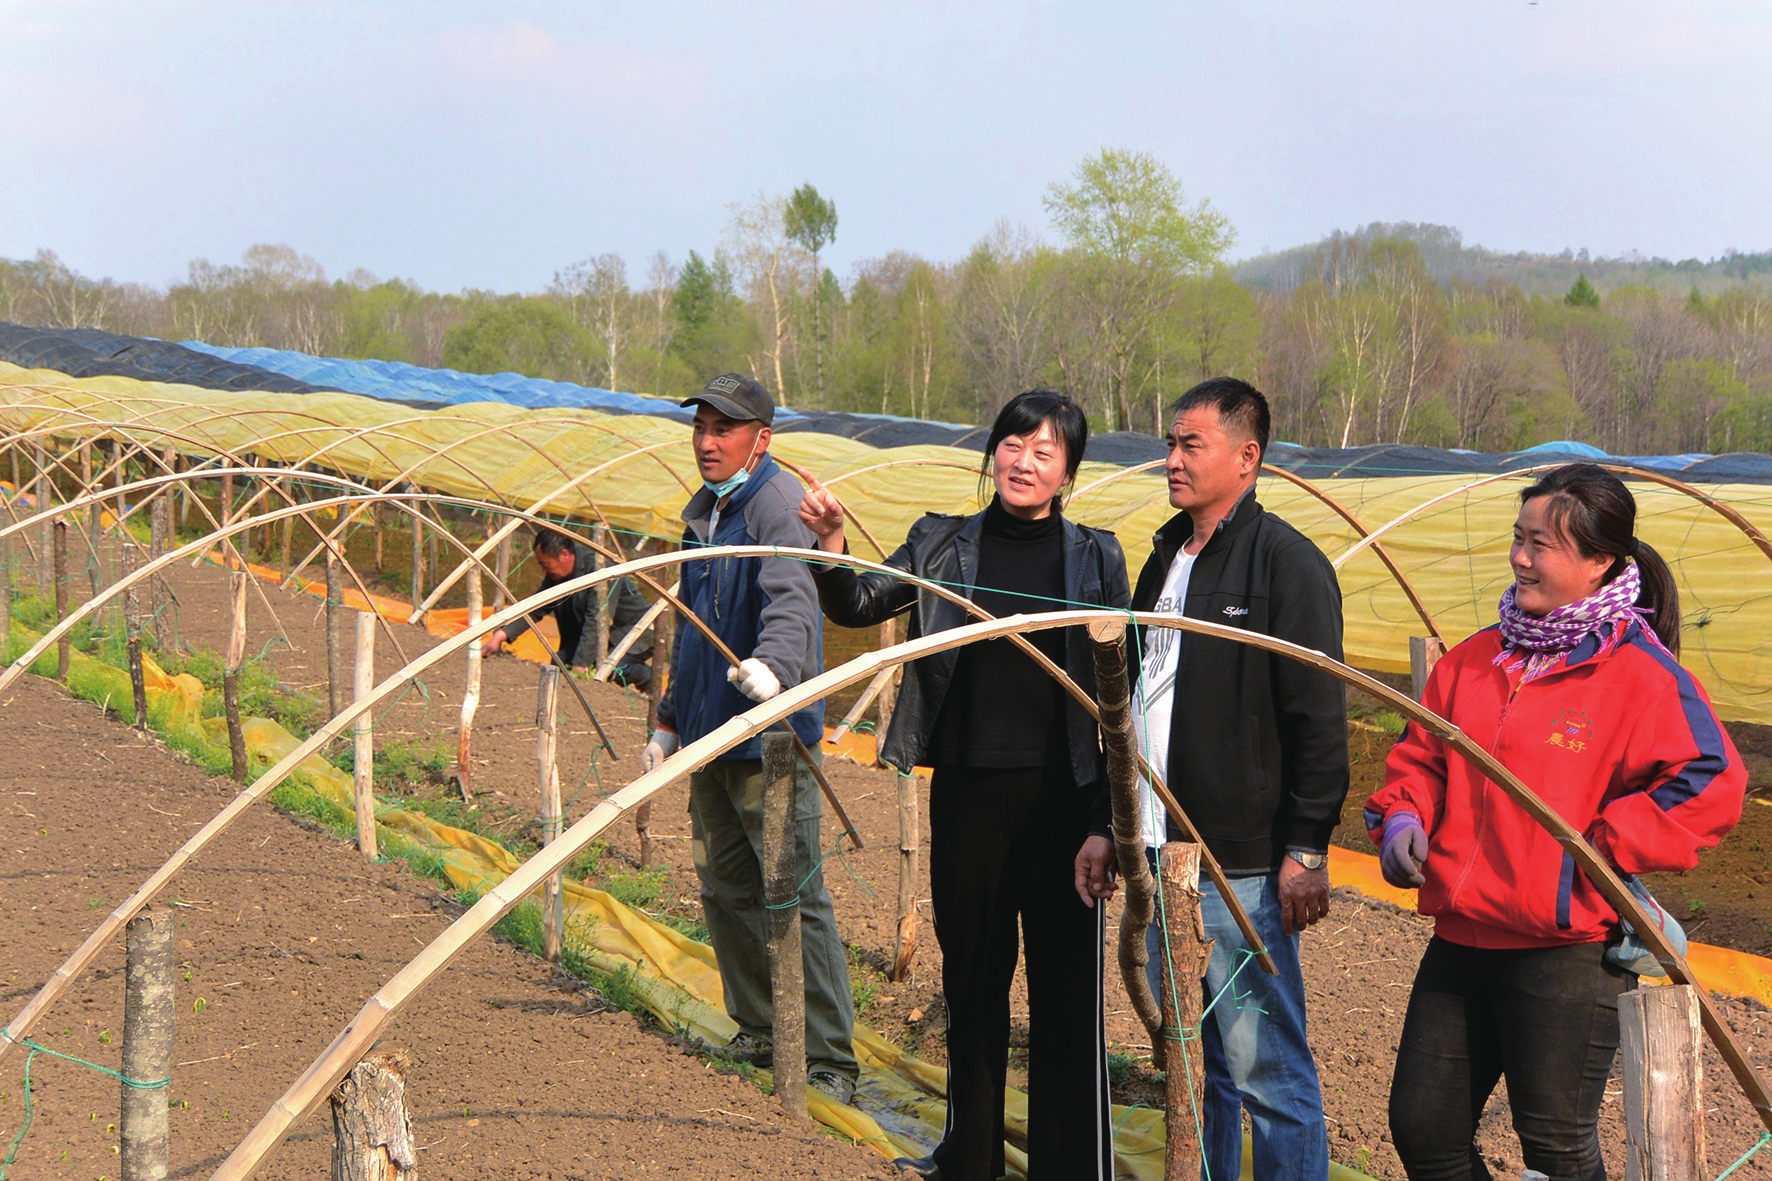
[1365,619,1745,950]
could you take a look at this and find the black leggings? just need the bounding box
[927,764,1112,1181]
[1390,936,1634,1181]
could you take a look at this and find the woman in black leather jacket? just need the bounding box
[800,390,1129,1181]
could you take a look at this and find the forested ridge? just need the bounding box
[5,151,1769,455]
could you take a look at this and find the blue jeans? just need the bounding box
[1145,870,1328,1181]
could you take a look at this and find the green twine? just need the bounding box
[0,1031,170,1181]
[1715,1130,1772,1181]
[763,831,876,909]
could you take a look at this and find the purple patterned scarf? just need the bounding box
[1495,562,1644,682]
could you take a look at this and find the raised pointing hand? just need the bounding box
[795,471,847,552]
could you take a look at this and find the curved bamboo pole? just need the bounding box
[209,600,1772,1178]
[1065,459,1447,642]
[1334,463,1772,572]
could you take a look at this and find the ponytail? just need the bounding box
[1521,464,1682,656]
[1632,539,1682,656]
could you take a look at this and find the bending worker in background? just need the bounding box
[803,389,1128,1181]
[1370,464,1745,1180]
[641,372,859,1104]
[1075,377,1348,1181]
[480,526,655,684]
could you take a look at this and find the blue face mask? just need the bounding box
[703,467,751,499]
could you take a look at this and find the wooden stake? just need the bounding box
[36,445,52,593]
[326,547,343,720]
[150,449,172,651]
[1158,841,1211,1181]
[372,501,383,571]
[121,907,175,1181]
[224,570,248,783]
[353,610,378,860]
[408,492,424,610]
[635,603,672,866]
[875,618,900,744]
[830,665,894,744]
[761,730,807,1119]
[125,543,147,730]
[456,566,482,802]
[54,519,69,681]
[1621,984,1706,1181]
[0,533,11,658]
[890,764,919,983]
[591,524,610,667]
[491,530,512,612]
[537,665,563,962]
[328,1052,416,1181]
[1088,617,1166,1064]
[1410,635,1445,704]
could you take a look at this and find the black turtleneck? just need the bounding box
[927,498,1069,769]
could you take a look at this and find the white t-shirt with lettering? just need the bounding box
[1132,549,1195,849]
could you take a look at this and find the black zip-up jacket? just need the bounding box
[812,510,1130,832]
[1129,492,1349,874]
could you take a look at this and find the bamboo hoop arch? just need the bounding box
[199,596,1772,1178]
[1065,458,1446,641]
[1334,463,1772,572]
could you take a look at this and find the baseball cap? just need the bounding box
[682,373,774,426]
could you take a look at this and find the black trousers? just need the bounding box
[1390,936,1634,1181]
[928,764,1112,1181]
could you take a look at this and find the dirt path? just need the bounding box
[7,559,1772,1178]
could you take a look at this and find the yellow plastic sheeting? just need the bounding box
[6,365,1768,722]
[220,707,1372,1180]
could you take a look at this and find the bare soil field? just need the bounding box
[5,557,1771,1179]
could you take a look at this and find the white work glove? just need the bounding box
[642,729,680,773]
[727,657,782,703]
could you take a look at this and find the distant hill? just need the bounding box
[1231,222,1772,296]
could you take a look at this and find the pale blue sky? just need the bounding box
[4,1,1770,293]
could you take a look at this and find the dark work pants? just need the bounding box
[928,764,1112,1181]
[1390,936,1633,1181]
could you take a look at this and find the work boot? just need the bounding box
[721,1031,773,1067]
[808,1069,856,1106]
[892,1156,940,1179]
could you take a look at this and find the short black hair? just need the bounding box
[1171,377,1271,457]
[981,389,1090,512]
[532,526,576,558]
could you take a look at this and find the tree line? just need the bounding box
[4,149,1769,455]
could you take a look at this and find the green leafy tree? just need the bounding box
[1565,274,1601,308]
[671,251,750,385]
[442,298,592,382]
[784,184,839,404]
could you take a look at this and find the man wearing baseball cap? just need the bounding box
[644,373,859,1102]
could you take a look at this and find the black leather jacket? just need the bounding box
[812,510,1130,815]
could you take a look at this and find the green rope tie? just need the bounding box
[1,1030,171,1181]
[1715,1130,1772,1181]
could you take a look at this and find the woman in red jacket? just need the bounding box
[1365,464,1745,1181]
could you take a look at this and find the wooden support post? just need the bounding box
[1087,618,1167,1065]
[54,519,69,681]
[329,1051,417,1181]
[352,610,378,859]
[890,763,919,983]
[762,731,807,1119]
[326,547,343,720]
[372,501,383,571]
[280,514,294,583]
[121,907,174,1181]
[537,666,564,962]
[1158,841,1211,1181]
[591,523,610,667]
[1410,636,1445,704]
[125,543,147,730]
[491,531,512,612]
[456,566,482,802]
[408,492,424,611]
[1621,984,1706,1181]
[150,450,172,651]
[635,604,672,866]
[0,533,10,657]
[223,570,248,783]
[875,618,900,745]
[220,470,234,567]
[37,445,53,593]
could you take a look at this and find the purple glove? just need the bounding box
[1380,811,1429,889]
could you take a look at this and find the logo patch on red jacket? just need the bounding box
[1546,709,1595,752]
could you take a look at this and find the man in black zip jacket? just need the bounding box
[1078,377,1347,1181]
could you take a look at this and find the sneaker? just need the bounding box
[722,1031,773,1067]
[892,1157,940,1179]
[808,1069,856,1106]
